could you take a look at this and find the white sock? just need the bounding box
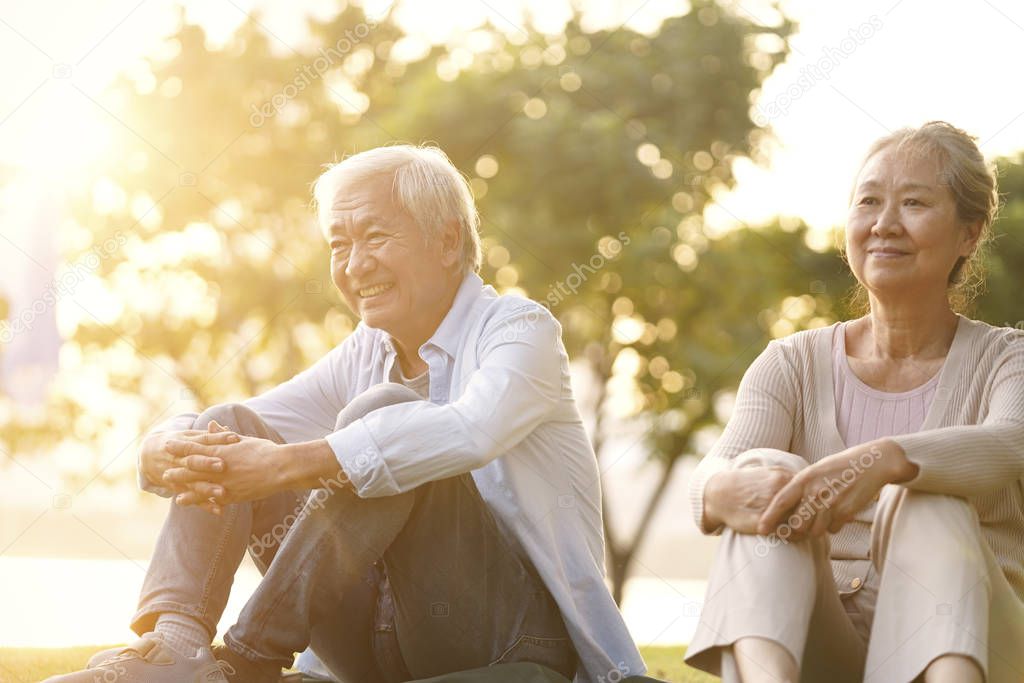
[154,612,211,657]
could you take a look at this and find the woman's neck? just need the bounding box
[860,292,959,360]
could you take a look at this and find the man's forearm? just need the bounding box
[277,439,351,491]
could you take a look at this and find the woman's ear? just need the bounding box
[959,218,983,257]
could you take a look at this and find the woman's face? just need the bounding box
[846,147,979,302]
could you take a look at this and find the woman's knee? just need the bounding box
[873,488,983,569]
[733,447,808,473]
[334,383,422,430]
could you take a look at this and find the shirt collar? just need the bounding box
[379,271,486,360]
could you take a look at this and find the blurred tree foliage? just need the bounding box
[4,0,1023,600]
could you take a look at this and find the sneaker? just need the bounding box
[84,645,125,668]
[210,644,282,683]
[43,632,228,682]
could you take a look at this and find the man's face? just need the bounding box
[323,174,460,341]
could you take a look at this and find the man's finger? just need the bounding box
[165,439,211,456]
[184,454,224,473]
[183,480,225,501]
[175,490,222,515]
[174,490,204,506]
[163,466,211,485]
[184,431,238,446]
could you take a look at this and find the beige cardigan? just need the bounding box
[689,315,1024,600]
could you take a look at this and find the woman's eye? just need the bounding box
[904,198,921,206]
[858,197,877,205]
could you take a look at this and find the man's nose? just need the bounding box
[345,241,375,278]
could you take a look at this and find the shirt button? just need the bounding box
[851,577,863,589]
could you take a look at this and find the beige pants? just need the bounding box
[685,449,1024,682]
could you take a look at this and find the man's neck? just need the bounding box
[388,275,463,377]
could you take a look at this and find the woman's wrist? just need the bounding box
[877,438,918,484]
[702,470,730,531]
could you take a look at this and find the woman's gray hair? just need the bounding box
[312,144,482,275]
[845,120,1000,313]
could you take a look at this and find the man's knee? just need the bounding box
[196,402,262,432]
[335,382,422,431]
[733,447,807,473]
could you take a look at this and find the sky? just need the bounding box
[3,0,1024,238]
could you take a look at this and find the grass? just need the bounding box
[0,645,716,682]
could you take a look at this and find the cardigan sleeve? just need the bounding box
[892,336,1024,496]
[689,339,800,534]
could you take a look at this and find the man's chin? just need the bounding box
[358,309,397,332]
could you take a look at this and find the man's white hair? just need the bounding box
[312,144,482,274]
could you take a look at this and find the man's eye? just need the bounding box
[904,198,921,206]
[858,197,877,205]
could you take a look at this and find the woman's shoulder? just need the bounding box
[767,322,839,362]
[743,323,839,387]
[957,316,1024,367]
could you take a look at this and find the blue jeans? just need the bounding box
[131,384,577,682]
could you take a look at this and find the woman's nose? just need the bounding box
[871,200,904,236]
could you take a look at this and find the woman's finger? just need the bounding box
[827,513,848,534]
[809,505,832,538]
[758,478,804,535]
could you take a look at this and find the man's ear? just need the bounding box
[440,219,462,268]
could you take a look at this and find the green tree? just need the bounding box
[12,0,1023,603]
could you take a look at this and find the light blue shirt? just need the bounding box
[145,273,645,681]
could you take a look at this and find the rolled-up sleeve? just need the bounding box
[326,302,563,497]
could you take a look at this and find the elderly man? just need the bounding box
[47,145,645,683]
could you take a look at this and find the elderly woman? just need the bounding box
[684,121,1024,683]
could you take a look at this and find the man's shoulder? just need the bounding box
[478,290,556,323]
[474,292,561,339]
[328,320,385,359]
